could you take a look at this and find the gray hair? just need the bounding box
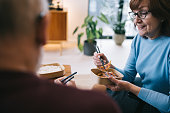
[0,0,48,37]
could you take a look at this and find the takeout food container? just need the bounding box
[38,63,65,79]
[91,68,124,85]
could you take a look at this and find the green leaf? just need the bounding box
[81,23,87,28]
[73,26,79,35]
[89,16,94,22]
[95,32,100,39]
[73,15,104,48]
[89,31,94,40]
[95,20,98,26]
[78,44,83,52]
[99,28,103,34]
[85,15,93,24]
[84,15,90,23]
[86,28,90,38]
[98,13,109,24]
[77,33,84,46]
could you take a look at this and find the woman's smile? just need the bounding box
[137,24,146,31]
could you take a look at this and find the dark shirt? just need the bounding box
[0,70,121,113]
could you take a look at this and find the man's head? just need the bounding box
[0,0,49,72]
[0,0,48,38]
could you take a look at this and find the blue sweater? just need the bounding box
[116,34,170,113]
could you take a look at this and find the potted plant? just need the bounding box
[73,15,103,56]
[98,0,126,45]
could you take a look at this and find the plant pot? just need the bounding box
[83,40,96,56]
[113,34,125,45]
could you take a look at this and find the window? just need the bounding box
[88,0,137,39]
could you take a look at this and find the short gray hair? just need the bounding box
[0,0,48,37]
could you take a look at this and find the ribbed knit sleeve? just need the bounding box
[138,88,170,113]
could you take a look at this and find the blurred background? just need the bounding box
[43,0,136,89]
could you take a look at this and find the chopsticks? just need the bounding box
[96,46,106,70]
[96,46,110,77]
[60,72,77,84]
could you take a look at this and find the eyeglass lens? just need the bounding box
[129,11,149,19]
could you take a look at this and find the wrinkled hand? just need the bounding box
[93,52,108,66]
[54,76,76,88]
[106,77,131,91]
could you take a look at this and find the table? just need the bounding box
[45,65,71,83]
[63,65,71,76]
[38,64,71,79]
[50,64,71,79]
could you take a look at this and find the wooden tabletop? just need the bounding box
[63,65,71,76]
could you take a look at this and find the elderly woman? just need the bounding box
[93,0,170,113]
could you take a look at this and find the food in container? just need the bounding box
[37,63,65,79]
[91,68,124,85]
[98,61,111,72]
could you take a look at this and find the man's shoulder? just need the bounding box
[38,81,121,113]
[0,72,121,113]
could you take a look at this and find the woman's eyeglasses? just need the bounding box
[128,11,150,19]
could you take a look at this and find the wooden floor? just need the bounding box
[44,41,76,50]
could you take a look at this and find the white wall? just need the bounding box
[63,0,88,42]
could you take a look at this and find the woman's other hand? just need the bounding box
[107,77,131,91]
[107,77,141,96]
[54,76,76,88]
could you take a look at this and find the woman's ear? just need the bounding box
[35,14,49,46]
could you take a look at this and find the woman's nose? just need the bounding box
[133,16,142,24]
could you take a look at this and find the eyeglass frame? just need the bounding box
[128,10,151,19]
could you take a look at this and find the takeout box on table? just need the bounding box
[91,68,124,85]
[37,63,65,79]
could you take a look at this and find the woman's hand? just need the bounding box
[93,52,108,66]
[93,52,115,69]
[107,77,131,91]
[54,76,76,88]
[107,77,141,96]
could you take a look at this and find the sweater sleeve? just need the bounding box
[138,88,170,113]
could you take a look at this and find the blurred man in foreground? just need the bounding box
[0,0,121,113]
